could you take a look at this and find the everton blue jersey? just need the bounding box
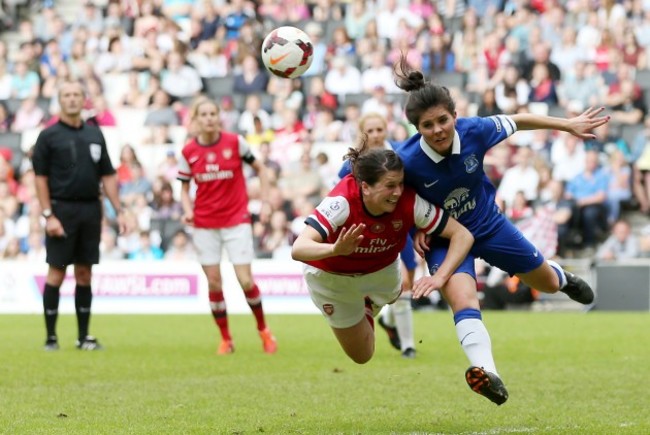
[395,115,516,240]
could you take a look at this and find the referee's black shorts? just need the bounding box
[46,200,102,267]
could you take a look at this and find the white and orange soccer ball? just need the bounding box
[260,26,314,79]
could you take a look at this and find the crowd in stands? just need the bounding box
[1,0,650,264]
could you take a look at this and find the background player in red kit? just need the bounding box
[291,146,473,364]
[178,97,277,355]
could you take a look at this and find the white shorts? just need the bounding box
[304,258,401,329]
[193,224,255,265]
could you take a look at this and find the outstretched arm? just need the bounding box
[291,224,366,261]
[511,106,610,140]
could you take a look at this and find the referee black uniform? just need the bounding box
[32,120,116,266]
[33,114,119,351]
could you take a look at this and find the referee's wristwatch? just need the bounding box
[42,208,53,219]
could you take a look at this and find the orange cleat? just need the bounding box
[217,339,234,355]
[259,328,277,354]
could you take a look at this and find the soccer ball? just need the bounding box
[261,26,314,79]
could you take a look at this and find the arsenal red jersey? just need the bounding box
[177,132,254,228]
[304,175,449,274]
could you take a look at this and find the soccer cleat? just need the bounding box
[44,336,59,351]
[259,328,277,354]
[562,272,595,305]
[377,317,401,351]
[401,347,416,359]
[465,366,509,406]
[76,335,103,351]
[217,339,234,355]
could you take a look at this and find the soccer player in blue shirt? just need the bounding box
[392,57,609,406]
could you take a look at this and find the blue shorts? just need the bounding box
[400,235,417,271]
[426,217,544,279]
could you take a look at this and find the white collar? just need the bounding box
[419,130,461,163]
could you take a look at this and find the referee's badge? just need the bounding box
[89,143,102,162]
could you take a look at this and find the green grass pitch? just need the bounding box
[1,311,649,434]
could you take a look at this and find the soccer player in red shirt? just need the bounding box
[291,146,474,364]
[178,97,277,355]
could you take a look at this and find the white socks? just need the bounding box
[392,296,414,351]
[455,316,498,375]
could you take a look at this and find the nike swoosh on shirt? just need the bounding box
[424,180,439,188]
[269,53,290,65]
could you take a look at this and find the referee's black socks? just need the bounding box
[43,284,60,339]
[75,285,93,340]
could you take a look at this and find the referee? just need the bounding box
[33,79,126,351]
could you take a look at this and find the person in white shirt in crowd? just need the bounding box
[596,219,639,261]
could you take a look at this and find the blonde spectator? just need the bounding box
[218,96,240,133]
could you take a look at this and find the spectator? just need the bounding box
[497,146,540,209]
[151,181,182,221]
[163,229,197,261]
[528,63,559,105]
[0,59,12,100]
[120,161,153,204]
[161,51,203,99]
[11,97,45,133]
[0,101,12,132]
[128,230,163,259]
[344,0,373,40]
[477,88,502,117]
[604,149,632,225]
[11,58,40,100]
[565,150,609,252]
[233,54,268,95]
[324,56,362,98]
[144,90,179,126]
[100,226,126,260]
[238,94,271,136]
[302,22,327,77]
[596,219,639,261]
[631,115,650,213]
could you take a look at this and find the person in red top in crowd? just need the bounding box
[177,97,277,355]
[291,145,474,364]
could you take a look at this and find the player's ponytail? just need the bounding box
[393,53,456,128]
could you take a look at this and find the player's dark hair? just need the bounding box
[393,54,456,127]
[344,137,403,186]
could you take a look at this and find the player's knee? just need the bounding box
[350,350,373,364]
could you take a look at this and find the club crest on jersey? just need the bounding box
[391,220,403,231]
[323,304,334,315]
[329,201,340,211]
[370,223,385,233]
[89,143,102,162]
[222,148,232,159]
[206,152,217,162]
[464,154,479,173]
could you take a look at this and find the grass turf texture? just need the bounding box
[1,312,648,434]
